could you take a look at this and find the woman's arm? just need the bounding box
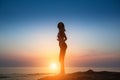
[64,33,67,41]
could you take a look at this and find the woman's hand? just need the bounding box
[57,39,59,41]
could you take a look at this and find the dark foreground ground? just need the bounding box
[38,70,120,80]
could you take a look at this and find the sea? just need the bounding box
[0,67,120,80]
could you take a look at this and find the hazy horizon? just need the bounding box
[0,0,120,68]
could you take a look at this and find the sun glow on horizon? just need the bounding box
[49,62,59,73]
[50,63,57,69]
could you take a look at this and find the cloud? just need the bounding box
[66,50,120,67]
[0,50,120,67]
[0,52,49,67]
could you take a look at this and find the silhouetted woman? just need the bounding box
[57,22,67,75]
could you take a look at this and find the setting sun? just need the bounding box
[49,62,59,73]
[50,63,57,70]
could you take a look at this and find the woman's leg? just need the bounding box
[59,48,66,74]
[59,42,67,75]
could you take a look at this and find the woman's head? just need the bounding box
[57,22,66,32]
